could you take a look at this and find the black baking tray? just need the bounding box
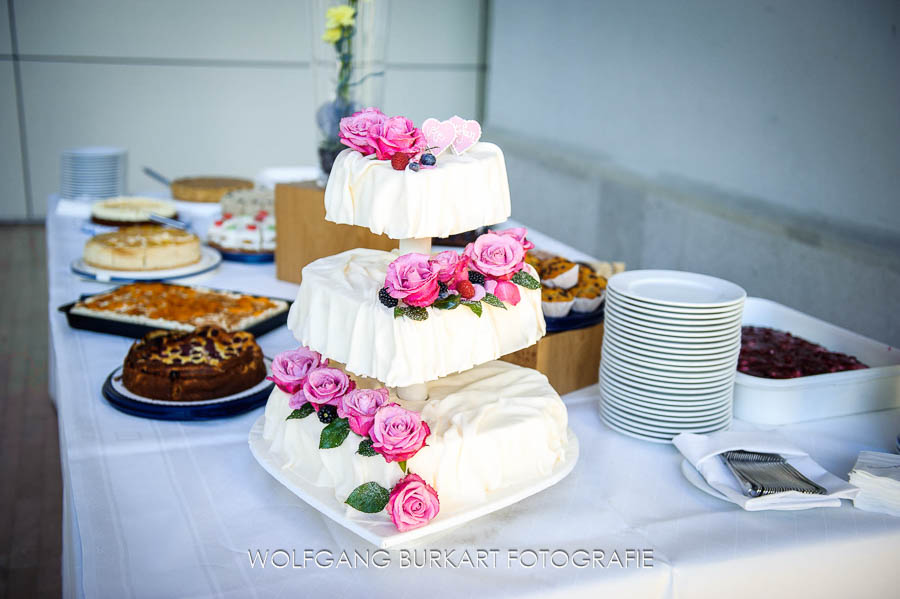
[545,304,605,333]
[58,283,291,339]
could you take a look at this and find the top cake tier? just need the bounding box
[324,142,511,239]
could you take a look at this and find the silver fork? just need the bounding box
[721,450,827,497]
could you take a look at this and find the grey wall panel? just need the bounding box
[0,62,27,219]
[386,0,484,65]
[0,0,12,55]
[502,144,900,347]
[15,0,309,61]
[20,61,314,216]
[383,68,480,125]
[487,0,900,234]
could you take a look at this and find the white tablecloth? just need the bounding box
[47,198,900,598]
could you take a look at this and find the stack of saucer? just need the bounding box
[599,270,746,443]
[60,147,127,200]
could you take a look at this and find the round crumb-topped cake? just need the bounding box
[83,225,202,271]
[287,248,545,388]
[324,142,511,239]
[262,360,568,512]
[123,326,266,401]
[91,196,177,226]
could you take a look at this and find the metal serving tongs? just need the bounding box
[720,450,827,497]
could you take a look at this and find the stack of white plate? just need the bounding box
[60,146,127,200]
[599,270,746,443]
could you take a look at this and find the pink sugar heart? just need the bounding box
[449,116,482,155]
[421,118,456,157]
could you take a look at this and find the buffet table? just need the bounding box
[47,198,900,598]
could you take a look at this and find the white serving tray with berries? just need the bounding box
[734,297,900,425]
[248,416,579,549]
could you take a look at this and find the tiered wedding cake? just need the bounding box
[258,109,572,532]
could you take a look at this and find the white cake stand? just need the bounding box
[249,418,579,548]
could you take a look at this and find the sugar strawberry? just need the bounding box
[457,280,476,300]
[391,153,411,171]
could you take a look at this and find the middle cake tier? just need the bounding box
[287,248,546,388]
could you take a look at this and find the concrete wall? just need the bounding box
[485,0,900,346]
[0,0,486,219]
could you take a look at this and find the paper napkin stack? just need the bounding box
[849,451,900,517]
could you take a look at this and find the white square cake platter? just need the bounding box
[248,415,580,549]
[734,297,900,424]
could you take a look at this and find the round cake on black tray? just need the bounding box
[253,108,574,534]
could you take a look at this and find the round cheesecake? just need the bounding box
[171,177,253,203]
[91,196,178,226]
[83,225,202,271]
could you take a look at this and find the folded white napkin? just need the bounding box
[674,431,858,510]
[849,451,900,517]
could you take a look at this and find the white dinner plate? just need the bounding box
[603,321,741,350]
[600,378,733,409]
[605,327,741,356]
[601,401,732,434]
[603,335,740,366]
[598,408,677,444]
[249,417,580,549]
[608,269,746,308]
[601,356,736,385]
[602,393,732,423]
[605,305,743,333]
[602,339,738,375]
[603,313,741,342]
[600,406,729,442]
[600,370,732,406]
[600,373,736,400]
[607,294,744,322]
[606,287,746,315]
[70,246,222,283]
[601,388,733,417]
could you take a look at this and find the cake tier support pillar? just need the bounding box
[396,382,429,402]
[398,237,432,255]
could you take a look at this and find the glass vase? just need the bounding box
[310,0,390,185]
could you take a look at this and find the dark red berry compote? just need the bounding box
[738,326,869,379]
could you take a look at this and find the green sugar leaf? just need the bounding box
[461,300,483,317]
[433,294,461,310]
[345,482,391,513]
[482,293,507,309]
[286,403,315,420]
[319,418,350,449]
[511,270,541,290]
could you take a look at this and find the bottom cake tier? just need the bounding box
[261,360,569,517]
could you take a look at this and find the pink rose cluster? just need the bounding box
[383,228,533,309]
[339,107,426,161]
[268,346,327,395]
[387,473,440,532]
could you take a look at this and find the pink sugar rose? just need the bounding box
[470,282,486,301]
[430,250,466,285]
[300,367,355,411]
[339,107,386,156]
[338,387,389,437]
[367,116,426,160]
[385,253,440,307]
[267,347,327,395]
[464,233,525,280]
[370,403,431,463]
[490,227,535,251]
[387,473,440,532]
[485,279,521,306]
